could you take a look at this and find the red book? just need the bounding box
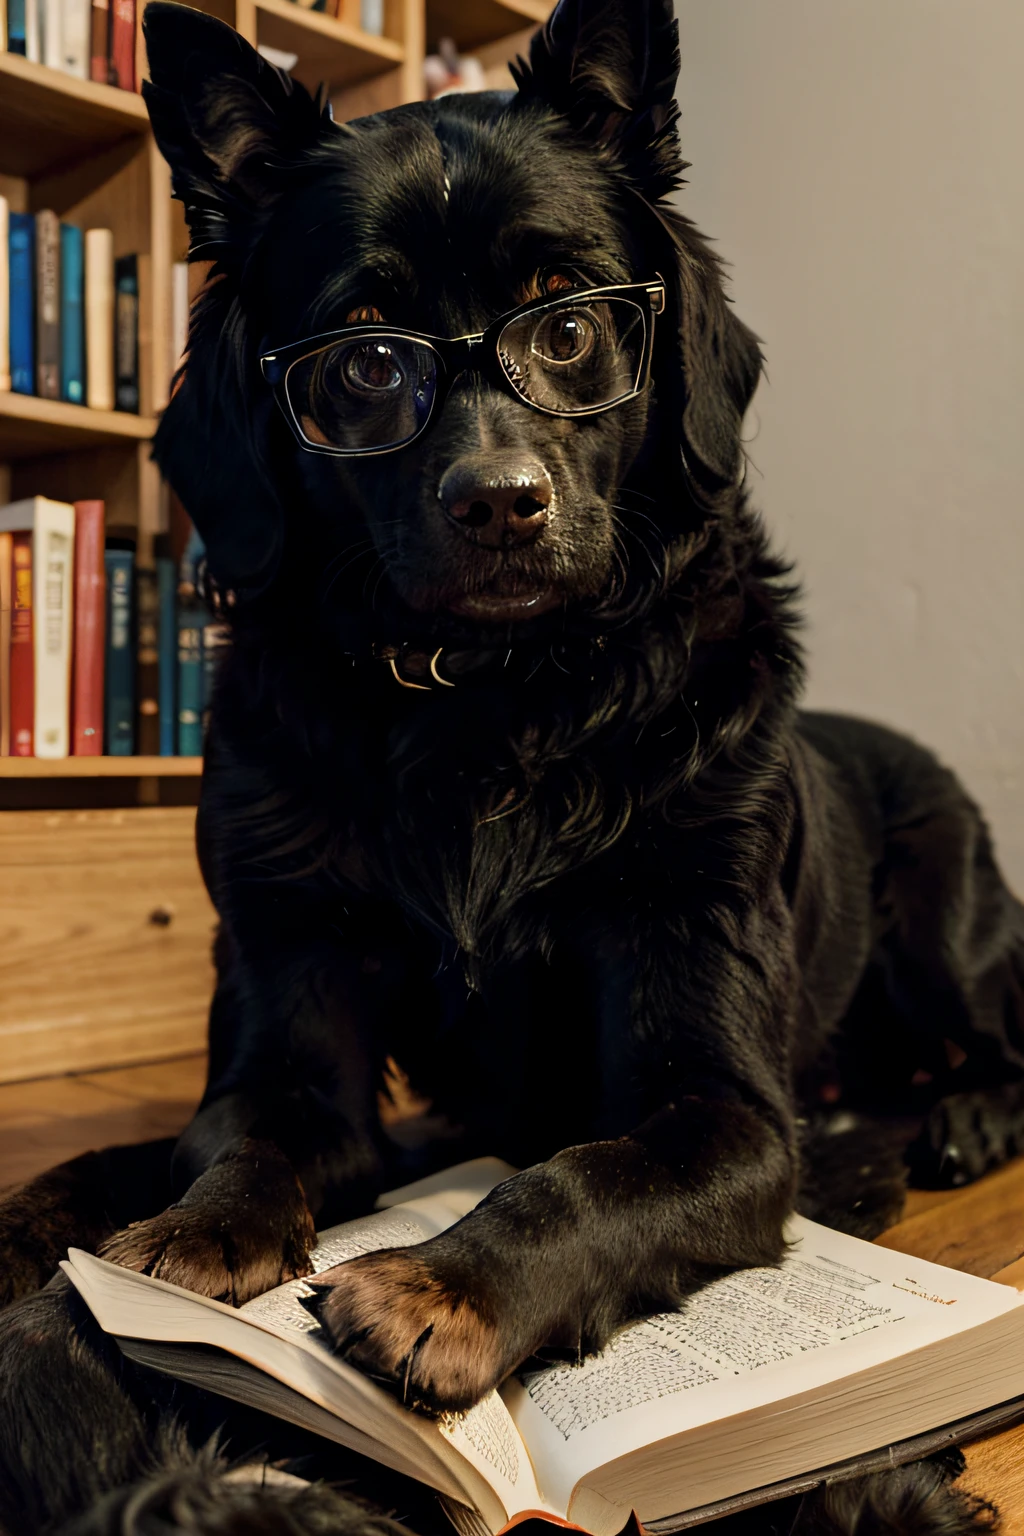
[72,501,106,756]
[109,0,134,91]
[10,534,34,757]
[89,0,110,84]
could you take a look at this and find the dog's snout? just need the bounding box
[439,457,552,549]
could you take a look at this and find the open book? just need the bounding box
[63,1158,1024,1536]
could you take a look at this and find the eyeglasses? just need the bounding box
[260,279,666,458]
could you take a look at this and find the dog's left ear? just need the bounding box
[511,0,683,199]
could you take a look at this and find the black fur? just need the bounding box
[2,0,1023,1530]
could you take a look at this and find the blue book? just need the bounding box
[176,529,206,757]
[157,555,177,755]
[9,214,34,395]
[105,547,135,755]
[7,0,26,53]
[60,225,85,405]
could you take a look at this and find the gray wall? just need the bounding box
[674,0,1024,889]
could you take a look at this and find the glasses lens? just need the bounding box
[285,336,438,452]
[497,297,647,415]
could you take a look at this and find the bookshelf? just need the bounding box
[0,0,548,1079]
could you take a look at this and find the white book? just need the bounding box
[360,0,383,36]
[0,196,10,393]
[0,498,75,759]
[170,259,189,382]
[63,1158,1024,1535]
[25,0,41,60]
[61,0,89,77]
[41,0,63,70]
[85,228,115,412]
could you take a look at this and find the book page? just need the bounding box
[502,1215,1024,1515]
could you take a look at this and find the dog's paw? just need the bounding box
[314,1245,512,1414]
[908,1084,1024,1189]
[98,1140,316,1307]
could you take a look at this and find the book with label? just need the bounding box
[135,562,159,754]
[8,533,33,755]
[108,0,132,88]
[62,0,89,75]
[35,209,61,400]
[104,543,134,753]
[156,551,177,754]
[8,213,34,396]
[0,499,75,759]
[0,534,11,755]
[71,501,106,755]
[63,1159,1024,1536]
[114,253,139,412]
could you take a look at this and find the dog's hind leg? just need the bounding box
[0,1137,176,1309]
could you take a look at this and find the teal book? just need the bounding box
[176,529,206,756]
[60,225,85,405]
[157,554,177,755]
[104,546,135,754]
[7,0,26,53]
[9,214,34,395]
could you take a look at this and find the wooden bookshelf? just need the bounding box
[0,392,154,457]
[0,757,202,777]
[425,0,548,53]
[0,51,150,180]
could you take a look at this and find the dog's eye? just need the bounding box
[341,342,404,395]
[530,310,595,366]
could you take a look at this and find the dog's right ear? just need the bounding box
[143,1,330,260]
[144,3,333,597]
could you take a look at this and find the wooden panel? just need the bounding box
[0,808,215,1082]
[0,52,149,181]
[10,442,142,527]
[424,0,546,53]
[0,1055,206,1187]
[255,0,404,94]
[0,393,153,459]
[0,757,202,777]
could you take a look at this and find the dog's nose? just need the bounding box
[439,458,552,549]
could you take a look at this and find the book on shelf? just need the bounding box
[135,560,160,755]
[35,210,61,401]
[60,223,85,405]
[156,548,177,755]
[71,500,106,756]
[61,0,90,77]
[63,1157,1024,1536]
[108,0,133,89]
[8,213,35,397]
[85,228,115,412]
[88,0,108,82]
[0,534,11,757]
[360,0,383,35]
[41,0,63,70]
[104,539,134,754]
[8,533,33,755]
[7,0,28,54]
[114,253,139,413]
[24,0,40,61]
[176,528,205,756]
[0,498,75,760]
[0,196,10,393]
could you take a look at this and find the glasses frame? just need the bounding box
[259,278,666,458]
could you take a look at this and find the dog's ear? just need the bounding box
[142,1,330,260]
[511,0,683,199]
[143,3,333,595]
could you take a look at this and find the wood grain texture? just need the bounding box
[0,809,215,1082]
[875,1158,1024,1277]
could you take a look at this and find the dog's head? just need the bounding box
[145,0,761,649]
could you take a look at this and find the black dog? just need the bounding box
[2,0,1023,1529]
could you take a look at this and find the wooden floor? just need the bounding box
[2,1060,1024,1527]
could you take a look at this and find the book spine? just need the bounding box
[0,533,12,756]
[24,0,39,61]
[85,227,114,411]
[156,555,176,755]
[60,223,85,404]
[7,0,27,53]
[10,534,33,756]
[61,0,88,75]
[0,196,10,393]
[114,253,139,413]
[71,500,105,755]
[176,610,203,755]
[88,0,108,81]
[360,0,383,35]
[33,505,74,759]
[108,0,132,89]
[35,209,61,401]
[8,213,34,397]
[104,548,134,753]
[41,0,63,69]
[135,562,159,754]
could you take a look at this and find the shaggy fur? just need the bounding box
[2,0,1023,1529]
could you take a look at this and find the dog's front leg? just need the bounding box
[98,935,389,1306]
[316,902,797,1412]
